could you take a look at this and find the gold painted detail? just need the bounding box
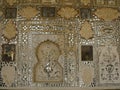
[1,65,16,86]
[57,7,78,19]
[3,20,17,40]
[81,0,91,5]
[6,0,17,5]
[19,6,39,19]
[34,40,63,82]
[95,8,120,21]
[80,21,94,39]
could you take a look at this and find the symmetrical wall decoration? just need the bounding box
[0,0,120,89]
[57,7,78,19]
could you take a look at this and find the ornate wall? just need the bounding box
[0,0,120,89]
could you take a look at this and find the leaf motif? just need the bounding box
[3,20,17,40]
[6,0,16,5]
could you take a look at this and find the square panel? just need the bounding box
[81,45,93,61]
[41,7,55,17]
[5,8,17,19]
[2,44,16,62]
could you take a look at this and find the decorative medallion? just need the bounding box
[34,40,63,82]
[3,20,17,40]
[6,0,17,5]
[57,7,78,19]
[94,8,120,21]
[1,65,16,86]
[19,6,39,19]
[80,21,94,39]
[80,0,91,6]
[98,45,120,84]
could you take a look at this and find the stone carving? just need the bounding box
[98,45,120,84]
[100,28,115,36]
[95,8,120,21]
[1,65,16,86]
[3,20,17,40]
[6,0,16,5]
[80,21,94,39]
[34,40,63,82]
[80,8,92,19]
[57,7,78,19]
[19,6,39,19]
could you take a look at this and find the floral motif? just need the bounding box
[57,7,78,19]
[95,8,120,21]
[81,0,91,5]
[3,20,17,40]
[19,6,39,19]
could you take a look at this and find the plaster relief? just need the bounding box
[19,6,39,19]
[34,40,63,82]
[3,20,17,40]
[80,21,94,39]
[57,7,78,19]
[95,8,120,21]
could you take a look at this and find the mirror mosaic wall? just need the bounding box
[0,0,120,89]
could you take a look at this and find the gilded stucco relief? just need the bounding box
[95,8,120,21]
[3,20,17,40]
[57,7,78,19]
[6,0,17,5]
[19,6,39,19]
[80,21,94,39]
[1,65,16,86]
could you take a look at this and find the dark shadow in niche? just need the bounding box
[5,8,17,19]
[81,45,93,61]
[41,7,55,17]
[80,8,92,19]
[2,44,15,62]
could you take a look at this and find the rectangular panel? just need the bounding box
[2,44,15,62]
[41,7,55,17]
[81,45,93,61]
